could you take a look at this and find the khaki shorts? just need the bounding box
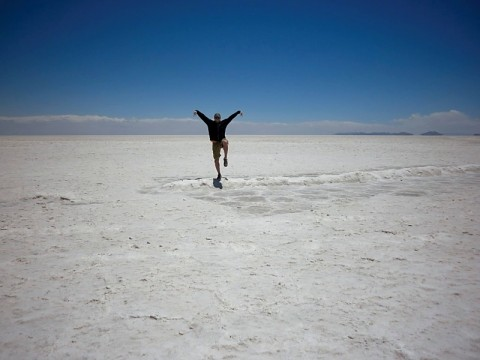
[212,139,227,159]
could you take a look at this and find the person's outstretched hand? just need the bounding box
[239,111,243,116]
[193,110,198,117]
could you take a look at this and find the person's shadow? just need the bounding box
[213,178,223,189]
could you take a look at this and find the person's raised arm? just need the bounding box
[193,110,211,124]
[223,110,243,125]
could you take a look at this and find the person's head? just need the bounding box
[214,113,221,122]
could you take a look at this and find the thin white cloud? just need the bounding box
[392,110,480,135]
[232,110,480,135]
[1,110,479,135]
[0,115,204,135]
[230,120,393,135]
[0,114,126,123]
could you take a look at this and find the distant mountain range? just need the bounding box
[335,131,445,136]
[335,132,413,136]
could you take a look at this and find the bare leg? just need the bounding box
[222,139,229,167]
[214,158,221,178]
[222,139,229,159]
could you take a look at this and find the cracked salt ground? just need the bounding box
[2,136,480,360]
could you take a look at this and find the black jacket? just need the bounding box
[196,110,241,142]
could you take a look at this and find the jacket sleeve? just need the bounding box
[195,110,211,125]
[223,111,241,125]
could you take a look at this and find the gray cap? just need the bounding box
[214,113,221,119]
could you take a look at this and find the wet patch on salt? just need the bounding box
[394,190,428,197]
[140,166,480,217]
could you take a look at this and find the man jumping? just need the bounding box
[193,109,243,180]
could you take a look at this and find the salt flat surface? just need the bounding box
[1,135,479,359]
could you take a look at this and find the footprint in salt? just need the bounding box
[394,190,427,197]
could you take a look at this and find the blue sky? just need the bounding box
[1,0,479,134]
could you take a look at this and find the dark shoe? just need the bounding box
[224,158,228,167]
[216,173,222,181]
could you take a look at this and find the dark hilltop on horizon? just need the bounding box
[421,131,443,136]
